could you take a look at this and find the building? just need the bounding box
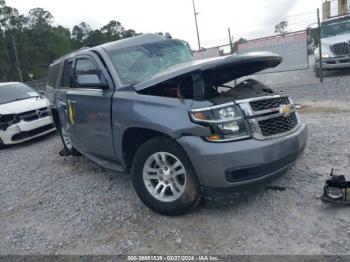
[323,0,350,20]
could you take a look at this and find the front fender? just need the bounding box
[112,91,211,161]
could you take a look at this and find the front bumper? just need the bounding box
[316,56,350,70]
[177,124,308,189]
[0,116,55,145]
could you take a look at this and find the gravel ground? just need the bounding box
[1,69,350,255]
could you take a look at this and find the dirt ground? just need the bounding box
[1,68,350,255]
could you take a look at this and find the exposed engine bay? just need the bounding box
[138,74,279,104]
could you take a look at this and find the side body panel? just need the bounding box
[66,88,115,159]
[111,90,211,164]
[50,51,117,160]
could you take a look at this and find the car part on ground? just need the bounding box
[322,169,350,205]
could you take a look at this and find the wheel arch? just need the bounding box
[122,127,174,169]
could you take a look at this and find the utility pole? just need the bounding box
[228,27,237,86]
[228,27,233,54]
[192,0,201,50]
[317,8,323,82]
[12,35,23,82]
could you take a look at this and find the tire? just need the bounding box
[132,137,202,216]
[58,124,81,156]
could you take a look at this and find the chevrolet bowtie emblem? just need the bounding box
[279,104,295,117]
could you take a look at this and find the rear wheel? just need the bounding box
[59,124,80,156]
[132,137,202,216]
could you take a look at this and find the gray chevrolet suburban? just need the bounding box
[47,34,308,215]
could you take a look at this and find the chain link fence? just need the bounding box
[25,79,47,92]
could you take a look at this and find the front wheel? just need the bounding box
[132,137,202,216]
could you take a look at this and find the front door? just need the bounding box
[66,54,115,160]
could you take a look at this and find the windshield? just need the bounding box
[0,83,39,105]
[321,17,350,38]
[109,40,193,85]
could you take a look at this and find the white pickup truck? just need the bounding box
[314,15,350,77]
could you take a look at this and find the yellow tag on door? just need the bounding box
[68,101,75,125]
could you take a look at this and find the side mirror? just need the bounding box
[76,74,109,89]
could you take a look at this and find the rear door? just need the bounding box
[66,53,116,160]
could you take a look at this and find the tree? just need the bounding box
[27,8,53,29]
[84,29,107,46]
[233,37,248,53]
[72,22,91,42]
[123,29,137,38]
[0,0,139,81]
[71,22,91,48]
[274,21,288,35]
[0,2,21,79]
[101,20,124,40]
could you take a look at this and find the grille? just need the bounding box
[18,107,49,122]
[330,42,350,56]
[258,112,298,137]
[250,97,290,111]
[12,123,55,141]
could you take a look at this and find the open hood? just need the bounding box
[133,52,282,91]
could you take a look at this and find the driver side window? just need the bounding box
[73,58,107,88]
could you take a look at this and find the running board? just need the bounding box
[83,152,126,173]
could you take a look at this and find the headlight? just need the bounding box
[326,187,343,199]
[315,51,331,59]
[189,103,250,142]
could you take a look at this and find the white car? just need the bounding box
[0,82,55,148]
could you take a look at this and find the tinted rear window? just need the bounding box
[0,83,39,105]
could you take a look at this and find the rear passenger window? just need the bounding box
[61,60,73,87]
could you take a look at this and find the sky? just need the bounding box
[6,0,322,49]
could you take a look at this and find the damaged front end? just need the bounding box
[134,52,292,142]
[134,52,283,102]
[0,114,20,132]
